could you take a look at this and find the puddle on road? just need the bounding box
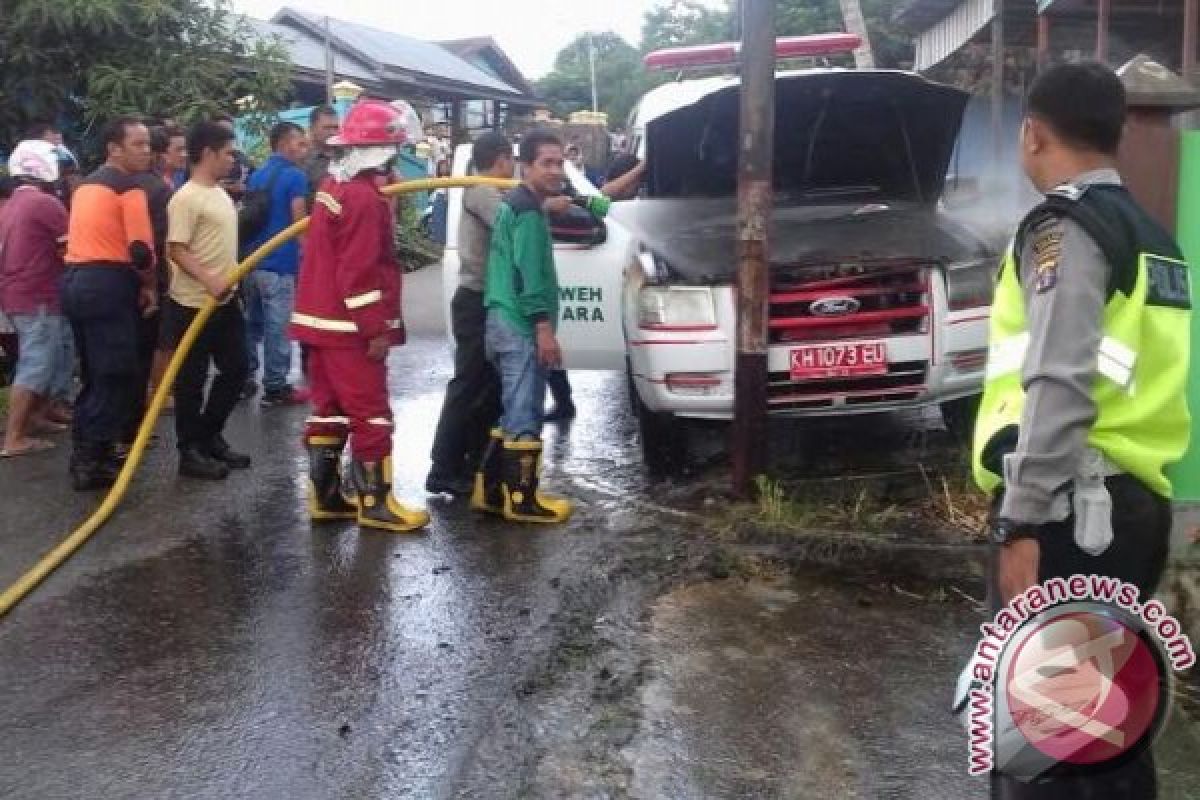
[625,569,1200,800]
[625,573,983,799]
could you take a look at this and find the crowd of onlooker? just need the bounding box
[0,124,83,459]
[0,106,348,485]
[0,103,642,497]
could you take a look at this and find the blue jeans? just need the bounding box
[485,311,546,439]
[244,270,295,392]
[10,306,73,398]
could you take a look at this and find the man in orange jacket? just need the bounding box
[289,100,429,533]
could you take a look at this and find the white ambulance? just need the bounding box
[443,45,998,471]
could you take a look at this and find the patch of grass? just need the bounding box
[749,474,905,533]
[753,474,791,525]
[729,464,990,540]
[914,463,991,535]
[0,385,8,419]
[707,545,782,581]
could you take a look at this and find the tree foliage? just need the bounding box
[536,32,647,128]
[0,0,291,157]
[640,0,734,53]
[534,0,915,126]
[775,0,914,69]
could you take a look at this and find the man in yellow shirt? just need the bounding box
[162,121,251,479]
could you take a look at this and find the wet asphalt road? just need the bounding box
[0,265,650,799]
[2,264,1198,799]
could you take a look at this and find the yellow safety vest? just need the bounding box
[972,186,1193,498]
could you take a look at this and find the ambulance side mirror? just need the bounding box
[548,205,607,248]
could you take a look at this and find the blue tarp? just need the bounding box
[235,100,433,207]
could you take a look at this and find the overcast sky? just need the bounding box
[230,0,724,80]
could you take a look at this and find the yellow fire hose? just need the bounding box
[0,175,518,618]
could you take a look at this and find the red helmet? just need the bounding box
[328,99,409,147]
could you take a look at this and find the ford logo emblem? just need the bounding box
[809,296,861,317]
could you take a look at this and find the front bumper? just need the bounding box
[628,287,989,419]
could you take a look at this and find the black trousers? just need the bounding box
[62,267,140,452]
[122,308,160,444]
[546,368,573,410]
[429,287,501,478]
[163,298,249,449]
[990,473,1171,800]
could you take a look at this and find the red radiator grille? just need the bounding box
[769,260,931,344]
[766,259,931,411]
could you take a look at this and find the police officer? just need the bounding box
[973,63,1192,798]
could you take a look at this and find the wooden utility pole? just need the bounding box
[324,16,335,104]
[991,0,1006,165]
[837,0,875,69]
[1036,13,1051,72]
[731,0,774,496]
[1184,0,1198,80]
[587,32,599,112]
[1096,0,1111,63]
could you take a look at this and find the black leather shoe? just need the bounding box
[543,403,577,423]
[206,434,251,469]
[70,458,117,491]
[179,444,230,480]
[70,444,118,491]
[71,465,116,491]
[424,471,474,496]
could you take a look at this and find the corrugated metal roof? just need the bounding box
[913,0,996,70]
[246,18,379,85]
[895,0,972,28]
[438,36,535,96]
[277,9,523,97]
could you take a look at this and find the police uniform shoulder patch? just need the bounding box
[1145,254,1193,310]
[1030,219,1063,294]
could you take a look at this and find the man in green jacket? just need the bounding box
[472,129,572,523]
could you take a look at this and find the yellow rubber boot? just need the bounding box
[351,457,430,533]
[499,438,572,524]
[470,428,505,515]
[306,435,357,521]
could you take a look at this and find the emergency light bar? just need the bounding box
[643,33,862,71]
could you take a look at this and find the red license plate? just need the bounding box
[790,341,888,380]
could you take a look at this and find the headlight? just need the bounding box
[637,251,660,281]
[636,248,670,283]
[638,286,717,330]
[945,258,997,311]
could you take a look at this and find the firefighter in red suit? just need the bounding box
[289,100,430,533]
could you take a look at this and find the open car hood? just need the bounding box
[643,70,968,205]
[610,199,994,285]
